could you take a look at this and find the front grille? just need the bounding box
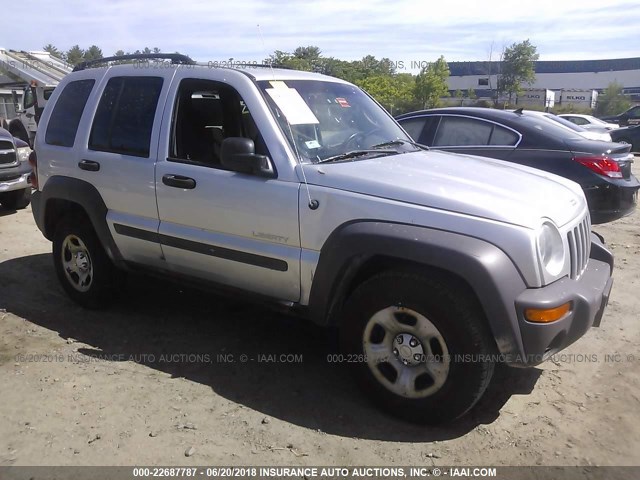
[0,140,16,166]
[567,214,591,279]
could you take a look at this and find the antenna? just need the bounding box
[257,24,318,210]
[257,24,276,80]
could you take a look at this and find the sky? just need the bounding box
[3,0,639,71]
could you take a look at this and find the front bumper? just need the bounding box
[0,173,31,193]
[0,166,31,193]
[511,233,614,366]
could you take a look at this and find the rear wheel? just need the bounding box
[615,138,637,151]
[340,270,496,424]
[53,216,118,309]
[0,188,31,210]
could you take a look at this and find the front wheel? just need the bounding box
[53,216,118,309]
[0,188,31,210]
[340,270,496,424]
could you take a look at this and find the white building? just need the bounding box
[447,57,640,103]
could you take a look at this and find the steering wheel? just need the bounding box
[342,127,383,150]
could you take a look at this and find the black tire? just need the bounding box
[52,216,118,309]
[340,270,496,424]
[615,138,636,151]
[0,188,31,210]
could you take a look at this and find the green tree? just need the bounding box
[357,74,414,114]
[83,45,103,61]
[319,57,359,82]
[111,50,128,64]
[42,44,62,59]
[498,39,539,103]
[414,56,450,109]
[596,82,631,116]
[466,88,476,100]
[454,89,464,106]
[394,73,422,113]
[65,45,85,65]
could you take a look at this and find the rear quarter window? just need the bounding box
[45,79,95,147]
[89,76,163,158]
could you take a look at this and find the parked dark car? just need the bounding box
[600,105,640,127]
[0,127,32,210]
[396,107,639,224]
[610,125,640,152]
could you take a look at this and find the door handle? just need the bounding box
[162,174,196,189]
[78,159,100,172]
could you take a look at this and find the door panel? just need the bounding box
[155,162,301,301]
[154,75,301,302]
[74,72,177,267]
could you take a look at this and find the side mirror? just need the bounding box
[11,90,21,112]
[220,137,275,178]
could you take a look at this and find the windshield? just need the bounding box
[257,79,416,163]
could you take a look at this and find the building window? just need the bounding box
[478,78,489,86]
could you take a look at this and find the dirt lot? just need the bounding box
[1,165,639,468]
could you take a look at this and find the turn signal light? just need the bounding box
[525,302,571,323]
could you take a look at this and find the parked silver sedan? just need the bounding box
[559,114,619,131]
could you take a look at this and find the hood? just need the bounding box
[0,127,14,142]
[301,150,586,229]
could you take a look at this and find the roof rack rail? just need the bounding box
[203,61,291,70]
[73,53,195,72]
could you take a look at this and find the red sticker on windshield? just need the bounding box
[336,97,350,108]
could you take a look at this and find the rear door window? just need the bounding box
[45,79,95,147]
[89,76,163,157]
[433,116,493,146]
[433,116,519,147]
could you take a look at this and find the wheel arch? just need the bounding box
[307,221,528,358]
[37,176,125,267]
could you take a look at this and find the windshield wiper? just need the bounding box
[372,139,430,151]
[318,149,396,164]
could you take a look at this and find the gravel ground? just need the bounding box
[0,164,639,467]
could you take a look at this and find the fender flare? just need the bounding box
[307,221,528,358]
[36,176,124,266]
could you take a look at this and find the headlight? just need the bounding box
[16,146,31,163]
[537,221,564,277]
